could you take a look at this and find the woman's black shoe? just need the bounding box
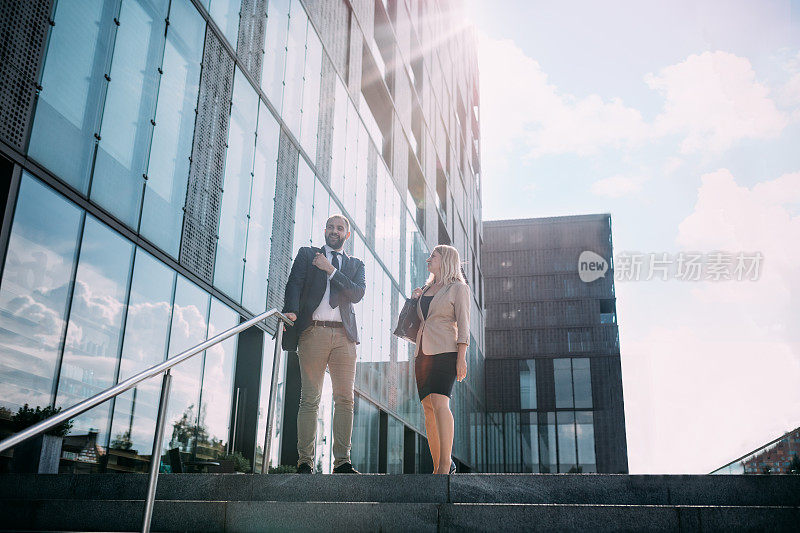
[297,463,313,474]
[449,460,456,474]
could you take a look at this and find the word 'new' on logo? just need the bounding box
[578,251,608,283]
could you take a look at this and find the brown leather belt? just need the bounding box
[311,320,344,328]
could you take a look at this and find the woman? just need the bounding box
[410,244,470,474]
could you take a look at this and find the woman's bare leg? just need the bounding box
[429,393,454,474]
[421,396,440,472]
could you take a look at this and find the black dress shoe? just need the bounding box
[332,462,360,474]
[297,463,313,474]
[449,460,456,474]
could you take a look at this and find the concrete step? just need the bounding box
[1,473,799,507]
[1,499,798,532]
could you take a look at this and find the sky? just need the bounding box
[464,0,800,473]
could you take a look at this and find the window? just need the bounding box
[0,174,82,414]
[28,0,116,193]
[519,360,536,409]
[56,216,135,452]
[195,298,239,461]
[91,0,169,228]
[140,0,205,258]
[554,357,592,409]
[242,102,280,313]
[108,248,175,470]
[214,69,259,302]
[162,276,210,455]
[207,0,241,48]
[261,0,289,109]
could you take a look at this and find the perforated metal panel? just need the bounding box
[304,0,350,81]
[346,13,362,103]
[0,0,52,152]
[237,0,267,85]
[264,129,299,333]
[315,55,335,183]
[365,141,377,247]
[180,29,235,284]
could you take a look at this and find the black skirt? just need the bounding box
[415,350,458,401]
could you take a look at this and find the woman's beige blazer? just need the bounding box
[413,281,470,356]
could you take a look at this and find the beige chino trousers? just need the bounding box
[296,325,357,469]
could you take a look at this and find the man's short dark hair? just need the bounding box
[327,214,350,232]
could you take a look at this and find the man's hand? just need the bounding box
[411,287,424,299]
[282,312,297,331]
[312,252,335,275]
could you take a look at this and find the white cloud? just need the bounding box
[477,36,791,162]
[623,168,800,473]
[477,34,649,167]
[645,51,788,153]
[591,174,647,198]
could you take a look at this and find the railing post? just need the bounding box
[142,370,172,533]
[261,325,285,474]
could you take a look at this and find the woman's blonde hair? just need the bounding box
[425,244,466,287]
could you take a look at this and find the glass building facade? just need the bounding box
[0,0,488,473]
[482,215,629,473]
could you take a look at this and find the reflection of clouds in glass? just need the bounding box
[2,293,65,348]
[70,278,125,327]
[119,300,172,371]
[169,304,207,354]
[0,182,79,411]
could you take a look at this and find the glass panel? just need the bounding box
[162,276,209,457]
[519,359,536,409]
[282,0,307,135]
[140,0,205,257]
[310,177,330,246]
[292,159,315,253]
[261,0,289,110]
[56,216,134,466]
[28,0,115,193]
[521,412,539,473]
[0,175,82,413]
[573,358,592,409]
[342,97,359,218]
[242,102,280,313]
[91,0,169,228]
[504,412,520,472]
[107,248,174,472]
[576,411,596,473]
[351,395,379,473]
[538,412,556,473]
[387,415,403,474]
[214,69,259,301]
[195,299,238,462]
[208,0,241,48]
[254,333,275,473]
[553,358,573,408]
[557,411,577,473]
[300,26,322,161]
[354,124,368,232]
[330,78,348,207]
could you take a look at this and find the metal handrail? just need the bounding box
[0,307,293,533]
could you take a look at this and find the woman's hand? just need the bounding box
[411,287,424,299]
[456,357,467,382]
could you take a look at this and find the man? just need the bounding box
[282,214,366,474]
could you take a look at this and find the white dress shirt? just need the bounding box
[311,245,344,322]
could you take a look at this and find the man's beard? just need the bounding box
[326,234,344,250]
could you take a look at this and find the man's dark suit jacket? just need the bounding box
[282,246,366,352]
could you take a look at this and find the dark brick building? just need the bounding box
[482,214,628,473]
